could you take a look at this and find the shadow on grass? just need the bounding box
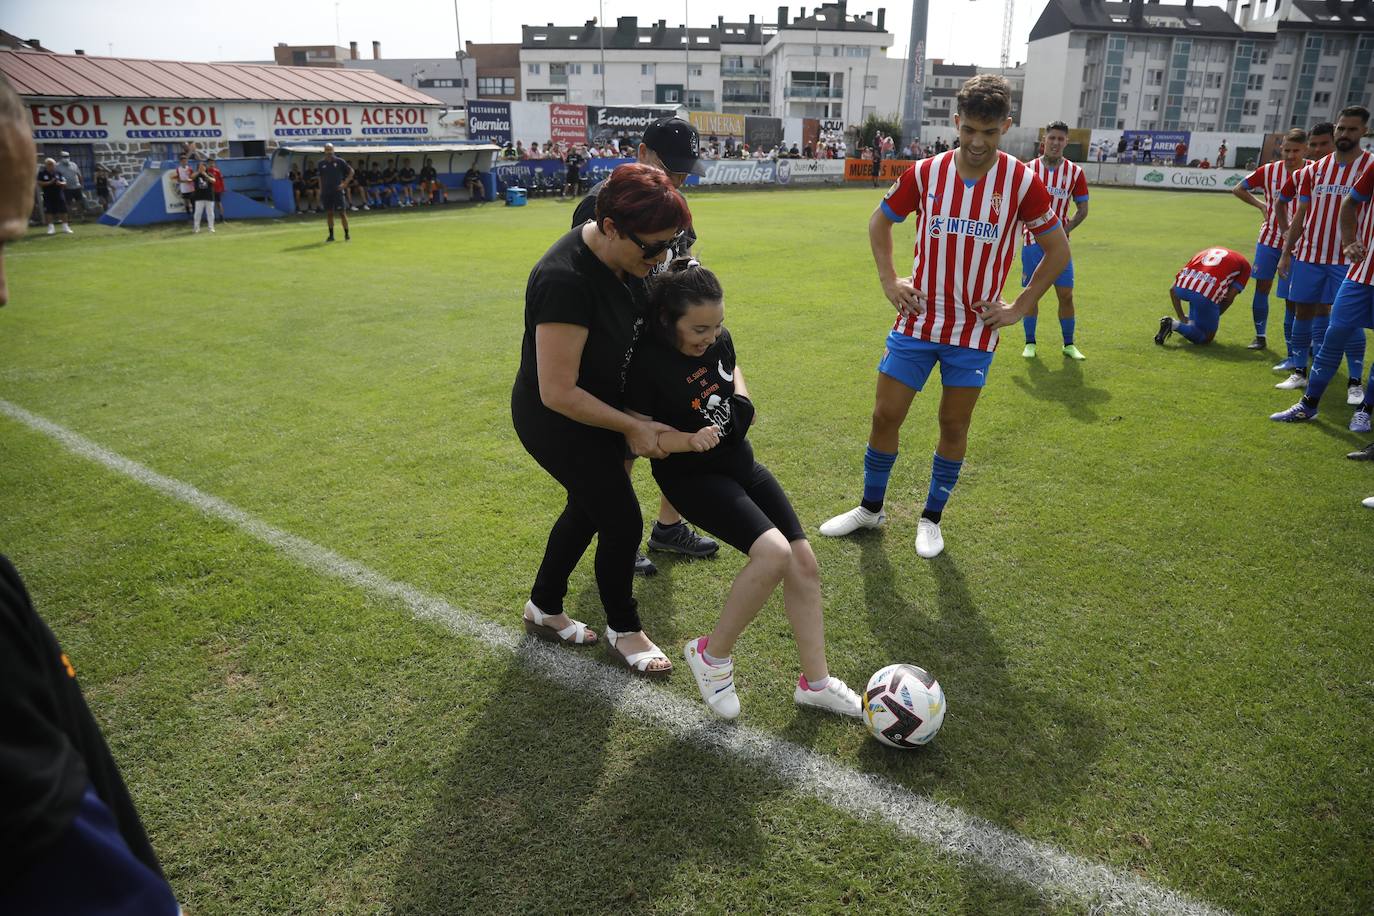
[280,241,331,252]
[387,659,768,915]
[855,538,1106,823]
[1157,339,1258,362]
[1010,357,1112,422]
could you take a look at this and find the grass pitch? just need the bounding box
[2,186,1371,915]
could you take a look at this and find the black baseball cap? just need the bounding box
[643,117,706,177]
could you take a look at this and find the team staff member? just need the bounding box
[1020,119,1090,360]
[512,164,691,677]
[288,161,305,212]
[37,157,72,235]
[303,160,321,212]
[563,144,586,199]
[397,159,417,207]
[1154,247,1252,346]
[820,75,1068,560]
[418,158,438,204]
[0,74,180,915]
[317,142,353,243]
[1232,128,1307,352]
[572,117,717,574]
[626,259,863,720]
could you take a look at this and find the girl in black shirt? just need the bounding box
[511,164,692,677]
[626,259,863,720]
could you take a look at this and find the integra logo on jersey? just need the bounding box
[928,216,1000,241]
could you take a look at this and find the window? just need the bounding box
[527,63,540,75]
[864,75,877,88]
[418,78,467,89]
[1325,36,1350,55]
[689,65,703,77]
[1252,47,1269,65]
[1184,97,1199,113]
[1278,34,1297,54]
[1202,97,1218,114]
[568,64,581,75]
[1205,72,1223,89]
[593,63,603,75]
[1212,43,1228,62]
[1242,99,1260,116]
[1147,69,1164,86]
[1149,39,1167,60]
[1272,66,1288,81]
[477,76,514,95]
[641,89,653,102]
[1187,72,1202,88]
[1122,67,1132,84]
[641,64,653,75]
[1270,89,1286,105]
[1313,90,1332,106]
[1246,73,1264,90]
[1147,95,1160,112]
[846,46,869,58]
[1318,65,1336,82]
[1120,93,1129,108]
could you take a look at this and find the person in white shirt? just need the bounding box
[55,151,84,222]
[172,155,194,215]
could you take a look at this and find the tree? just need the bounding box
[857,113,903,151]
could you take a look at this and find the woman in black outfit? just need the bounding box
[511,163,691,676]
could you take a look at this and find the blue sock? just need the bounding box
[862,445,897,510]
[1252,290,1269,337]
[924,453,963,515]
[1304,323,1356,406]
[1311,314,1329,369]
[1023,315,1037,344]
[1345,331,1366,383]
[1291,318,1312,370]
[1060,317,1075,346]
[1283,307,1295,361]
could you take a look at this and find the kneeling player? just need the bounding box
[1020,120,1090,360]
[626,259,862,721]
[1155,247,1252,346]
[819,75,1068,559]
[1271,158,1374,431]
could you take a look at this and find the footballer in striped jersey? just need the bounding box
[1019,120,1090,360]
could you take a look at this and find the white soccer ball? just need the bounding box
[864,663,946,748]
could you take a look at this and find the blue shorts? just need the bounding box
[1253,244,1290,299]
[877,331,994,392]
[1173,286,1221,336]
[1288,259,1348,305]
[1330,279,1374,330]
[1021,243,1074,289]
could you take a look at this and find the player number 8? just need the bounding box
[1201,248,1227,267]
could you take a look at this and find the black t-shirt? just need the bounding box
[353,165,369,186]
[419,165,437,181]
[513,225,649,420]
[192,170,214,200]
[0,555,165,882]
[565,153,585,177]
[289,168,302,185]
[398,167,416,182]
[37,169,65,202]
[571,177,698,270]
[367,167,383,184]
[304,168,319,187]
[317,157,352,191]
[464,168,480,183]
[626,328,754,473]
[381,167,397,183]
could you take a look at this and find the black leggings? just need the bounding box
[653,448,805,555]
[512,395,642,633]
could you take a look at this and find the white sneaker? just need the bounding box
[1348,384,1365,406]
[683,638,740,720]
[1363,497,1374,509]
[793,677,862,717]
[819,505,885,537]
[61,224,72,234]
[915,518,944,558]
[1275,372,1307,390]
[1351,409,1372,434]
[46,224,55,235]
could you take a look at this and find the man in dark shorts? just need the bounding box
[571,117,715,574]
[418,157,438,204]
[288,161,305,212]
[37,157,71,235]
[397,158,417,206]
[380,159,398,207]
[350,158,369,209]
[563,144,586,199]
[367,162,384,207]
[463,164,484,201]
[317,142,354,242]
[303,159,320,212]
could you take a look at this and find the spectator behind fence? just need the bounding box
[191,160,215,233]
[110,170,129,202]
[37,157,71,235]
[55,150,84,222]
[94,167,110,211]
[206,154,226,222]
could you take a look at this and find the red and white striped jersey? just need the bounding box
[1280,150,1374,265]
[1347,161,1374,287]
[1242,160,1300,249]
[1022,156,1088,246]
[881,150,1058,352]
[1173,247,1252,304]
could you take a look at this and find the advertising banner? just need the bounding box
[744,116,784,152]
[690,111,746,139]
[695,159,777,186]
[550,104,588,144]
[467,100,513,145]
[591,107,661,142]
[1133,165,1248,192]
[492,158,565,193]
[1120,130,1191,164]
[780,158,846,183]
[844,158,915,181]
[270,104,431,138]
[28,101,226,142]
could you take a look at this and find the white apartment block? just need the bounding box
[1023,0,1374,133]
[516,3,906,122]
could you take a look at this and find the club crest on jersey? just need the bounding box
[990,192,1003,215]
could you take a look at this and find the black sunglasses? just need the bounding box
[623,228,685,259]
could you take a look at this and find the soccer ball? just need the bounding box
[864,663,946,748]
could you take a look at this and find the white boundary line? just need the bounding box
[0,397,1228,916]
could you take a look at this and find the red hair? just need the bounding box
[595,163,692,235]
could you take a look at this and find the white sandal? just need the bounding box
[522,601,597,646]
[604,627,673,678]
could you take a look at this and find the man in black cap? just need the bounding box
[570,116,717,574]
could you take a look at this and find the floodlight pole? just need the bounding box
[453,0,467,107]
[599,0,607,103]
[685,0,691,106]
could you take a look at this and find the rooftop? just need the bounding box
[1030,0,1244,41]
[0,50,442,105]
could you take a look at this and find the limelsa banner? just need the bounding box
[549,104,587,144]
[468,100,513,145]
[1134,165,1248,192]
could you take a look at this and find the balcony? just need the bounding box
[785,86,843,98]
[722,66,771,78]
[723,92,771,103]
[549,73,568,85]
